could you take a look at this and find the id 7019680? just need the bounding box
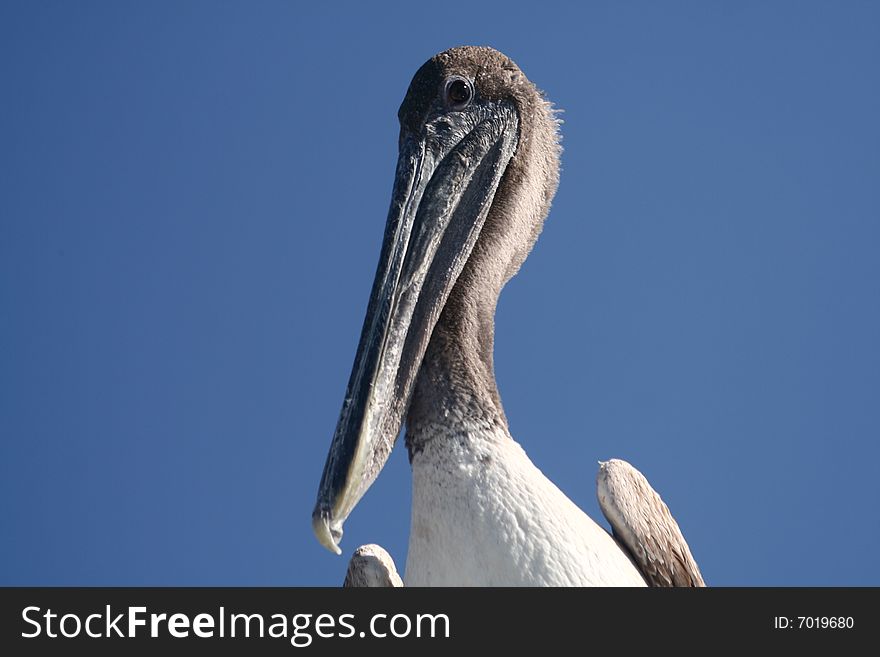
[773,617,854,630]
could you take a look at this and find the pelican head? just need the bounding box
[313,46,561,554]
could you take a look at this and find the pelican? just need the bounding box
[313,46,704,586]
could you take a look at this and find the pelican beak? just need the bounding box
[312,100,519,553]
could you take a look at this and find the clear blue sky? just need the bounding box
[2,1,878,586]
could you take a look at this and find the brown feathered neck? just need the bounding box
[405,46,562,456]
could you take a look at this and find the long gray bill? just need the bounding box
[312,102,519,553]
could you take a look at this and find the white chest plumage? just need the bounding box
[404,425,647,586]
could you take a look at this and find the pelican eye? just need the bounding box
[444,77,473,110]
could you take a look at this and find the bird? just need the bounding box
[313,45,704,586]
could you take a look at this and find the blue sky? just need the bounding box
[2,1,878,586]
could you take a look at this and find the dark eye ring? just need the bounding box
[444,76,473,110]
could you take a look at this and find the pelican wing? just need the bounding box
[596,459,705,587]
[343,544,403,587]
